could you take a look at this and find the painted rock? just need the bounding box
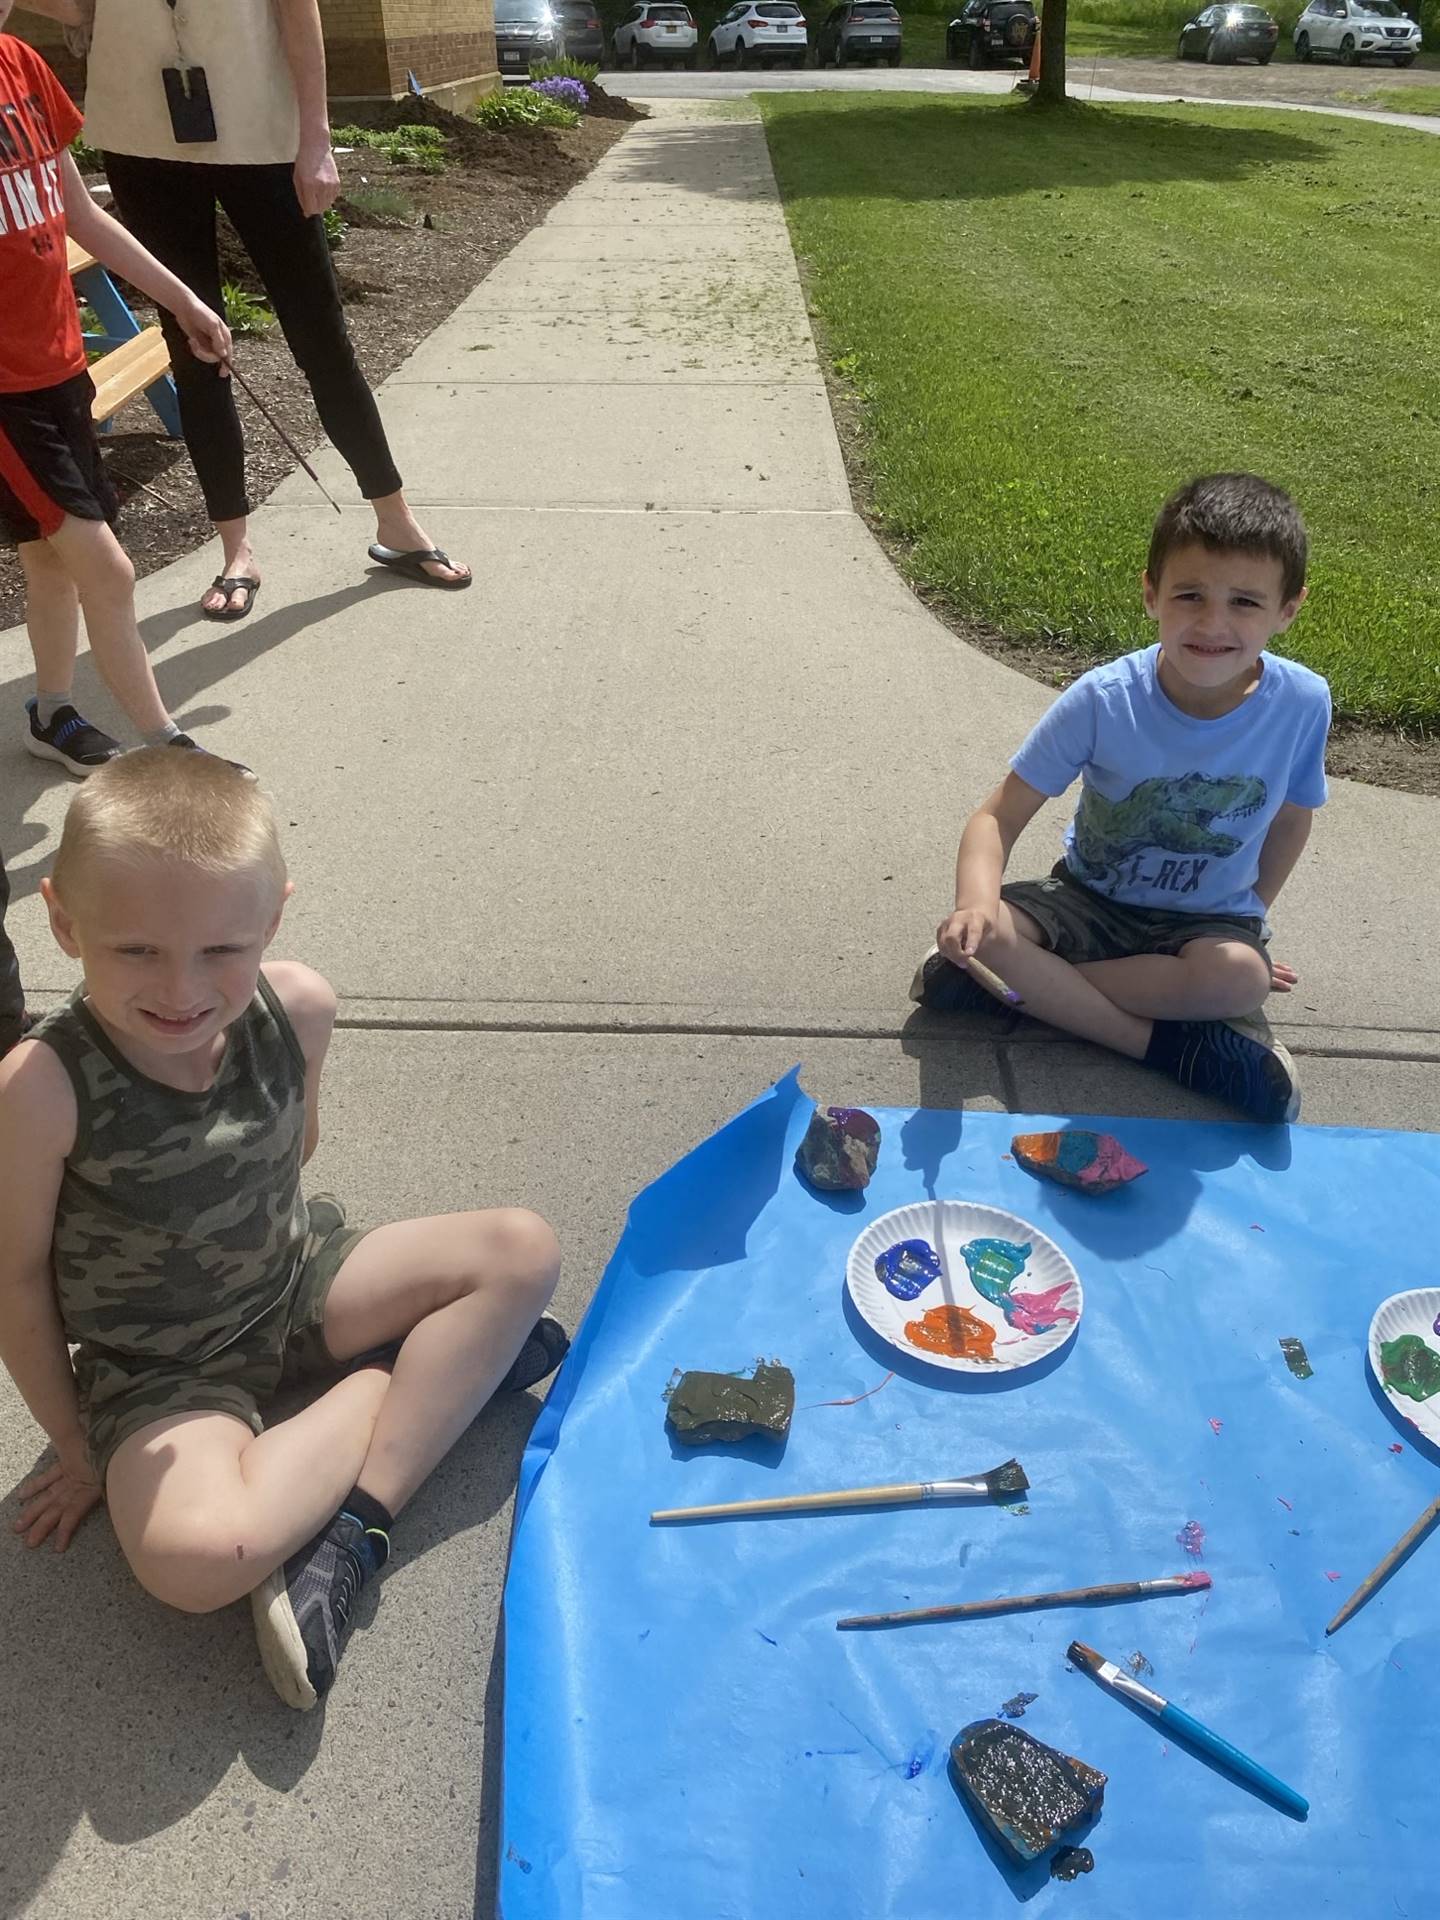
[1011,1129,1147,1196]
[950,1719,1106,1867]
[665,1362,795,1446]
[795,1105,881,1191]
[875,1237,942,1301]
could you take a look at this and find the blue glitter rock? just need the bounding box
[875,1238,943,1301]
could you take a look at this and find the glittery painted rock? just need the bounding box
[949,1719,1106,1867]
[795,1106,881,1191]
[1011,1129,1147,1196]
[664,1363,795,1446]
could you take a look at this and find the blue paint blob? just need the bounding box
[960,1237,1032,1307]
[876,1238,942,1301]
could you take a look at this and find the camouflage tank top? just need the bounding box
[33,973,309,1363]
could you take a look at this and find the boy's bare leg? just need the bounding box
[1074,939,1272,1022]
[975,905,1153,1060]
[43,515,172,736]
[105,1367,393,1616]
[18,540,81,694]
[321,1206,562,1516]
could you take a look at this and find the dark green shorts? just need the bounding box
[1003,861,1269,966]
[77,1197,371,1486]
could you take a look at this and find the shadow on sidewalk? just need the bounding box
[0,575,393,912]
[0,1385,534,1918]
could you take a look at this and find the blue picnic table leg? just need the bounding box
[77,263,183,439]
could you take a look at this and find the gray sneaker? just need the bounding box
[250,1511,385,1711]
[909,944,995,1014]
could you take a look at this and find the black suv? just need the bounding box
[946,0,1038,66]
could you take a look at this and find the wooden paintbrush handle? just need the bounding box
[651,1482,922,1523]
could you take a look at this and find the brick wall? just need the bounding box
[11,3,497,109]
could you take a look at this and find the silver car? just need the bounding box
[1293,0,1422,64]
[815,1,903,65]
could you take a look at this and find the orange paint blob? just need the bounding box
[905,1304,997,1360]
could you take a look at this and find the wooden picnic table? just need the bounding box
[68,236,181,436]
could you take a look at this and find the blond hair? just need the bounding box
[51,749,287,905]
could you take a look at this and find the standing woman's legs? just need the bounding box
[101,154,259,616]
[217,166,469,587]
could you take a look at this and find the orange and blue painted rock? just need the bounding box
[1011,1129,1147,1196]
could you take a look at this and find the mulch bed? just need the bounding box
[0,91,641,631]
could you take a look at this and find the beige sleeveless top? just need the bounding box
[82,0,301,167]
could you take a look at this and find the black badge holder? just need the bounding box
[161,0,218,143]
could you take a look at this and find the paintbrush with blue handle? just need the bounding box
[1067,1640,1308,1819]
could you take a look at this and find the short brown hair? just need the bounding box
[1148,473,1307,603]
[52,749,286,905]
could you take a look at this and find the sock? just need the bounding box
[142,721,182,747]
[339,1486,394,1577]
[35,690,72,727]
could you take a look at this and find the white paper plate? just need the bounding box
[846,1201,1083,1374]
[1368,1288,1440,1448]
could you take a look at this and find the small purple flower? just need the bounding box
[530,76,589,110]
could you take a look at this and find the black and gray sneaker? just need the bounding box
[909,944,997,1014]
[250,1511,386,1711]
[24,698,122,777]
[167,733,256,779]
[1146,1010,1300,1124]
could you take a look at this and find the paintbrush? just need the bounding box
[650,1458,1027,1525]
[836,1570,1210,1631]
[958,953,1023,1007]
[1067,1640,1308,1819]
[223,359,344,515]
[1325,1490,1440,1636]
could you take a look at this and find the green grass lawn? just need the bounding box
[1336,82,1440,111]
[759,93,1440,725]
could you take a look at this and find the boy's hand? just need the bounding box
[937,905,997,966]
[13,1448,102,1553]
[1269,959,1298,995]
[176,299,233,371]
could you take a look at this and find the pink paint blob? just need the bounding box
[1005,1283,1079,1337]
[1180,1571,1212,1590]
[1390,1443,1405,1454]
[1176,1520,1206,1558]
[1324,1571,1342,1582]
[1208,1418,1223,1436]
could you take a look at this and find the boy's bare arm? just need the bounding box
[59,156,233,368]
[1255,803,1314,910]
[0,1043,102,1548]
[264,962,338,1165]
[938,772,1049,962]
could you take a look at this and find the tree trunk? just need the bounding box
[1035,0,1068,103]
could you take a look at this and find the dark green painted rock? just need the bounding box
[665,1363,795,1446]
[950,1719,1105,1866]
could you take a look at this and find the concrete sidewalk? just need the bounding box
[1,99,1437,1920]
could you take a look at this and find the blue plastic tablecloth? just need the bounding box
[499,1072,1438,1917]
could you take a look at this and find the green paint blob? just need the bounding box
[1380,1334,1440,1403]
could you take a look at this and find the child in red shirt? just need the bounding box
[0,8,238,774]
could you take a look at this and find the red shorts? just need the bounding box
[0,372,119,546]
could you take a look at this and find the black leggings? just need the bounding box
[103,153,403,523]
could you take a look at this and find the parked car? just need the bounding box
[556,0,606,62]
[815,2,903,65]
[1293,0,1422,62]
[613,3,700,66]
[1177,5,1280,62]
[708,3,810,67]
[494,0,564,77]
[945,0,1038,68]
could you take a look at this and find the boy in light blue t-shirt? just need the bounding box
[914,472,1331,1124]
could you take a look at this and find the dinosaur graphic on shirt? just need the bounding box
[1070,772,1267,896]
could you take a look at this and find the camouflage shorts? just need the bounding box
[75,1197,371,1485]
[1003,861,1269,966]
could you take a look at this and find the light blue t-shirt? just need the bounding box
[1011,645,1331,918]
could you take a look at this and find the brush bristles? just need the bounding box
[1067,1640,1101,1672]
[982,1458,1029,1498]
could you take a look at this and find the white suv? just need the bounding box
[1293,0,1422,65]
[612,4,699,66]
[708,3,811,67]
